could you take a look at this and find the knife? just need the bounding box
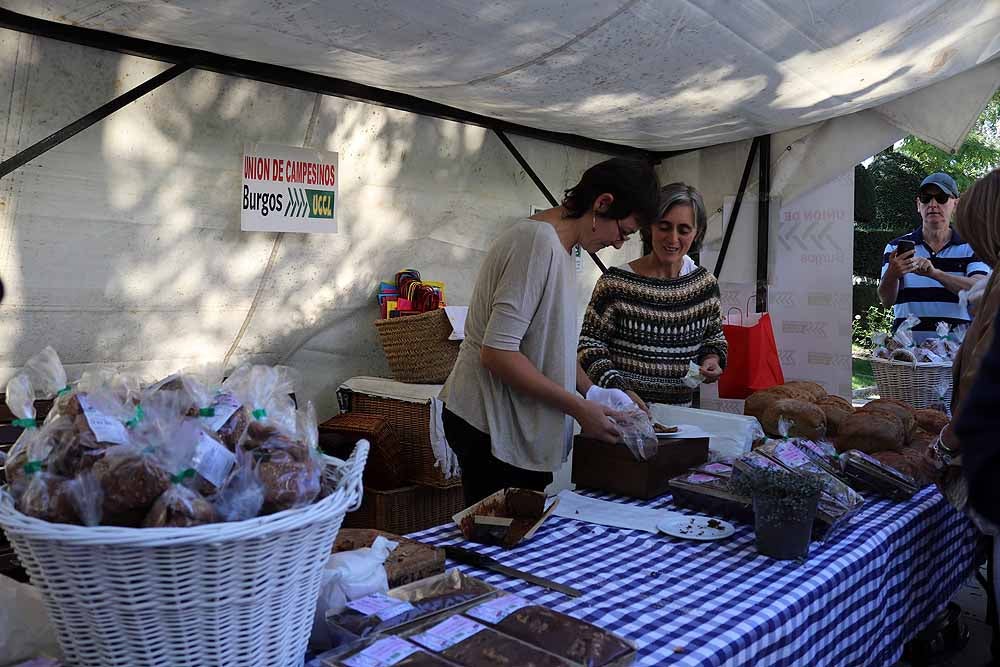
[444,545,582,598]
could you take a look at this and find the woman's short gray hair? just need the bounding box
[640,182,709,255]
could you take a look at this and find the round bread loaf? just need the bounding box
[743,390,783,421]
[858,399,915,437]
[816,396,854,436]
[763,385,815,402]
[913,408,949,435]
[781,381,827,401]
[16,475,79,524]
[836,412,905,454]
[143,486,218,528]
[761,399,826,439]
[93,450,170,526]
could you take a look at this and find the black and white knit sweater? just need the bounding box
[578,266,728,406]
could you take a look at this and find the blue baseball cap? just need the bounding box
[919,172,959,198]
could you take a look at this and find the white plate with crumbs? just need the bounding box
[657,516,735,541]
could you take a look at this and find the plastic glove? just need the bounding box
[585,385,637,411]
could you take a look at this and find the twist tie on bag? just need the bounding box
[12,418,37,429]
[57,385,72,396]
[252,408,267,420]
[23,460,43,475]
[125,404,145,429]
[198,407,215,417]
[170,468,196,484]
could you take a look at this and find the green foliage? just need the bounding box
[853,229,899,282]
[852,304,894,348]
[730,468,823,524]
[854,164,877,228]
[866,150,924,233]
[897,89,1000,193]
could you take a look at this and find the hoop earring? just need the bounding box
[592,213,597,232]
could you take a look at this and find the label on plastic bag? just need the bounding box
[465,595,530,623]
[679,473,721,485]
[343,636,421,667]
[773,441,812,468]
[193,431,236,488]
[77,395,129,445]
[346,592,416,621]
[411,616,485,652]
[202,392,242,432]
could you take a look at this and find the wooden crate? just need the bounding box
[572,436,709,499]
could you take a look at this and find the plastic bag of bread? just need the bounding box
[815,395,854,436]
[23,346,73,420]
[930,383,951,415]
[760,399,826,440]
[249,401,323,514]
[612,405,659,461]
[91,397,173,526]
[835,410,905,454]
[4,374,42,496]
[133,391,218,528]
[892,315,920,349]
[225,364,298,439]
[212,448,265,521]
[49,378,137,478]
[16,419,102,525]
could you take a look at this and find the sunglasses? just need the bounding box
[918,192,953,205]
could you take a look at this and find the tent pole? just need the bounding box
[494,129,608,273]
[755,134,772,313]
[713,137,759,279]
[0,63,191,179]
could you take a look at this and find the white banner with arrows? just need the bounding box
[241,142,339,233]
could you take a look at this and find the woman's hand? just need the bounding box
[700,355,723,383]
[625,390,650,416]
[575,400,623,443]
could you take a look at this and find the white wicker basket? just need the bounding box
[0,440,369,667]
[870,356,953,412]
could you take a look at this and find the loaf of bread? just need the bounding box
[442,626,568,667]
[744,390,782,421]
[836,412,905,454]
[858,399,916,440]
[781,381,827,401]
[92,450,170,527]
[816,396,854,436]
[764,385,816,403]
[760,399,826,439]
[143,485,218,528]
[16,475,79,524]
[914,408,949,435]
[257,458,322,514]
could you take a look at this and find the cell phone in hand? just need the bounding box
[896,240,915,256]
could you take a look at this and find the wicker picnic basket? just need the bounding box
[374,309,460,384]
[0,441,369,667]
[345,391,461,489]
[870,356,954,412]
[319,413,405,489]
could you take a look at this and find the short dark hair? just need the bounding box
[640,182,709,255]
[562,158,659,224]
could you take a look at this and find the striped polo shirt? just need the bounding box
[881,227,991,342]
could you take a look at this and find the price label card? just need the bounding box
[411,616,485,652]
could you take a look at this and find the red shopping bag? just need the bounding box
[717,310,785,399]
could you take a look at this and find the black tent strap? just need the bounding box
[756,135,771,313]
[494,130,608,274]
[0,63,191,179]
[713,137,759,279]
[0,8,679,162]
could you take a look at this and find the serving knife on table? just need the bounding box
[443,545,582,598]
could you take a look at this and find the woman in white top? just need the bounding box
[441,158,660,506]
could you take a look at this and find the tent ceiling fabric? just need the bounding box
[6,0,1000,152]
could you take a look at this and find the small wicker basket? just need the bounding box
[374,309,460,384]
[870,356,954,412]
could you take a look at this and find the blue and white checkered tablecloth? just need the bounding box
[407,486,978,667]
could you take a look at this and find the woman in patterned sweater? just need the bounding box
[579,182,727,410]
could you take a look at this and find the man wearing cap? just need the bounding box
[878,172,991,343]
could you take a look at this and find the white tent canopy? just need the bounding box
[5,0,1000,151]
[0,2,998,417]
